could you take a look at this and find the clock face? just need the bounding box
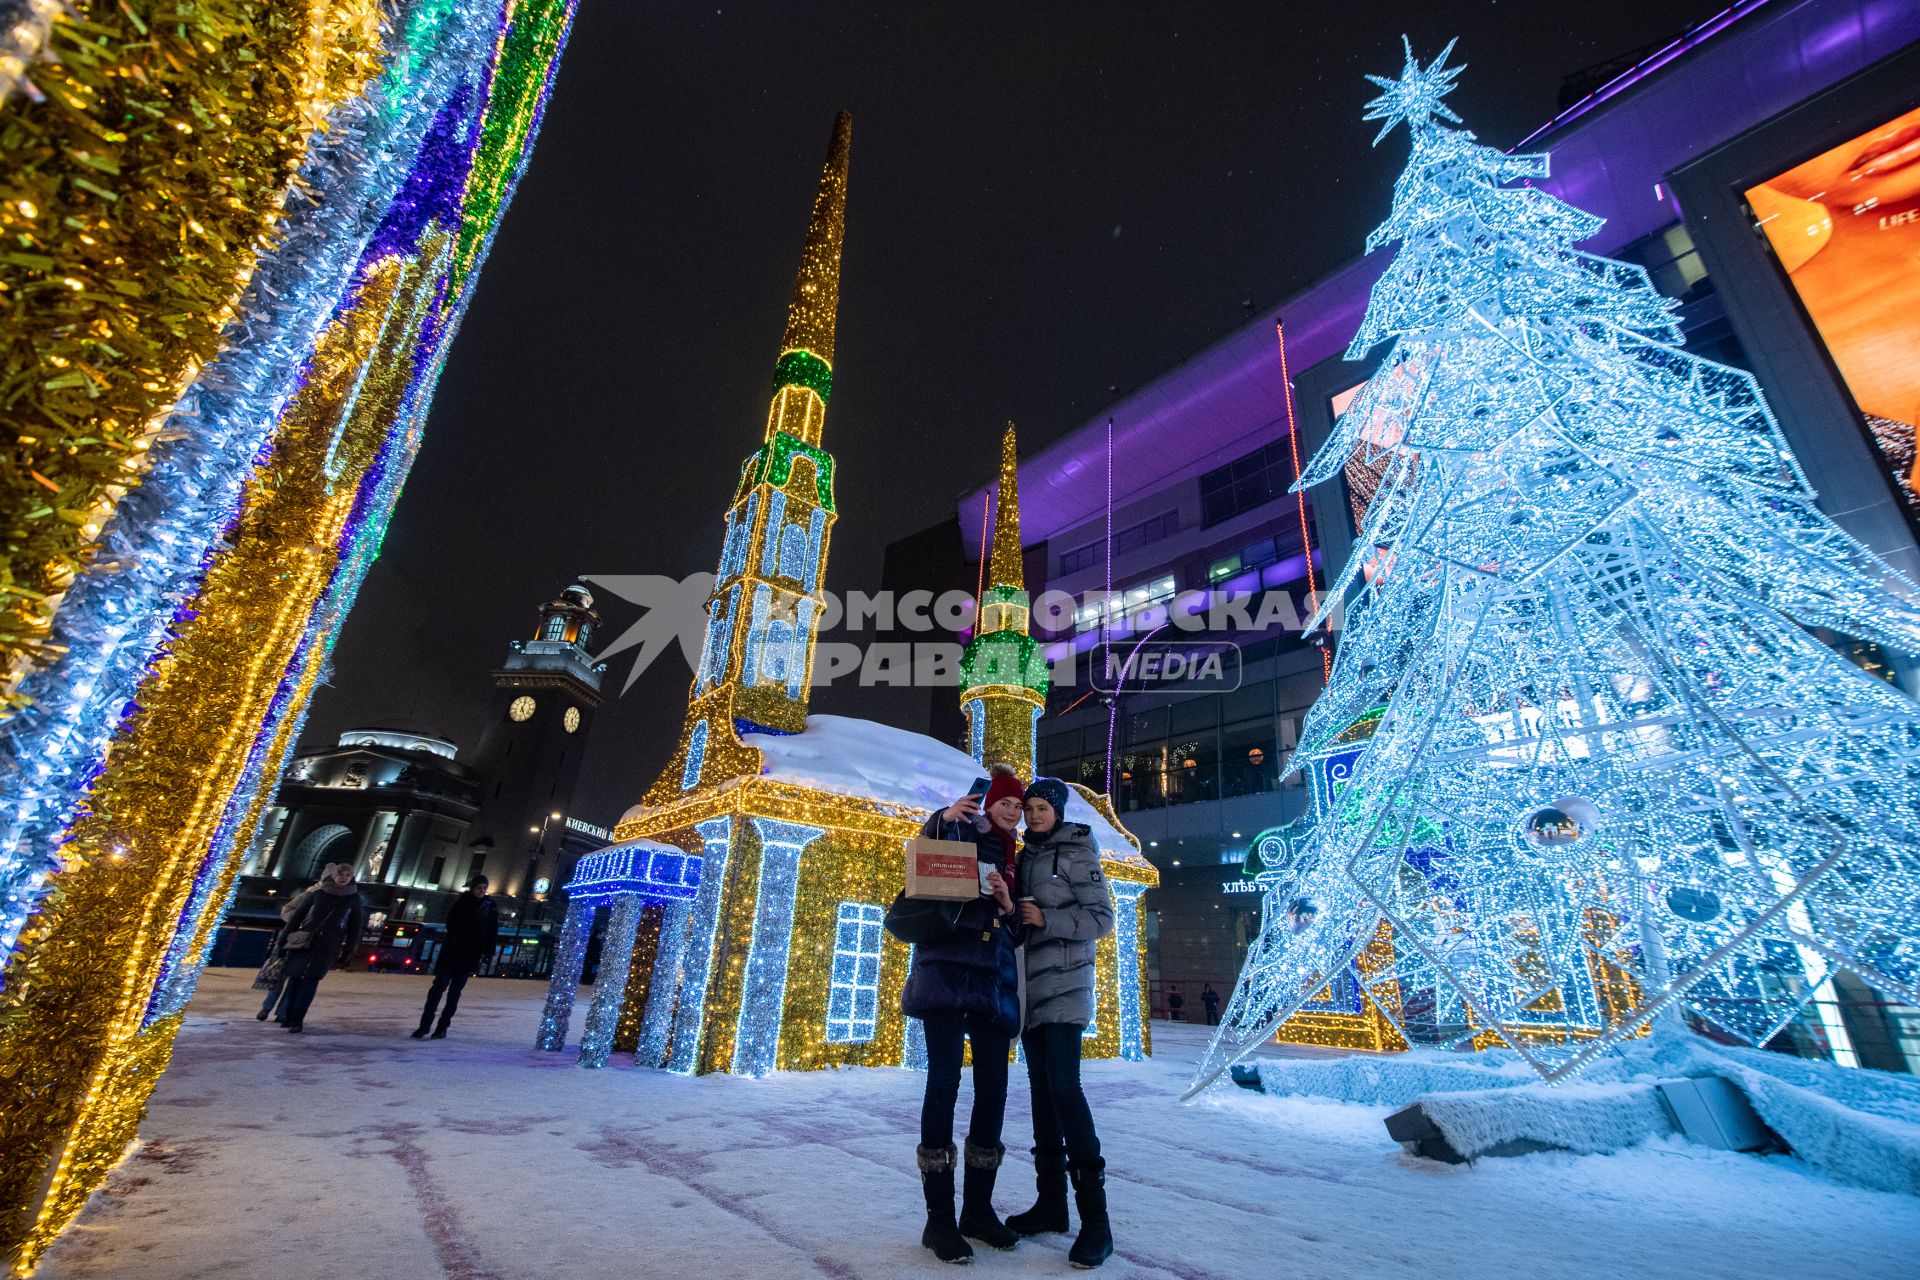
[563,706,581,734]
[509,695,536,722]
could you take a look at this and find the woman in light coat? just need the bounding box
[1009,777,1115,1269]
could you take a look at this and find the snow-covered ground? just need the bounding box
[41,970,1920,1280]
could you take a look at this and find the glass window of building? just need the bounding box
[1200,438,1292,527]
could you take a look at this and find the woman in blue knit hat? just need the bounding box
[1008,776,1116,1269]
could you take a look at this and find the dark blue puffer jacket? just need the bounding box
[899,810,1021,1035]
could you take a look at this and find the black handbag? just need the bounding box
[884,892,964,945]
[252,952,286,989]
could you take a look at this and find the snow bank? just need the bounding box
[743,714,1145,861]
[1246,1049,1538,1107]
[1243,1033,1920,1194]
[1416,1082,1676,1158]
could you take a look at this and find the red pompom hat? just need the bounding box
[979,765,1025,874]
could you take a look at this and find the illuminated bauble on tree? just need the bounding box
[1193,37,1920,1094]
[1521,795,1597,850]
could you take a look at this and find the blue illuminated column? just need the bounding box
[579,891,645,1069]
[903,961,928,1070]
[636,898,694,1068]
[1112,881,1149,1061]
[667,817,734,1074]
[537,895,595,1052]
[730,818,827,1076]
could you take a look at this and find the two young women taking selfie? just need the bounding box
[894,763,1117,1269]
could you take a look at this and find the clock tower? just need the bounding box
[463,583,606,960]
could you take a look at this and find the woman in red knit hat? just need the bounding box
[900,762,1025,1263]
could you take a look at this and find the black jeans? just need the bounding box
[1021,1023,1101,1167]
[920,1010,1011,1151]
[279,950,332,1027]
[419,965,473,1030]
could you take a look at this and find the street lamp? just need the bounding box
[517,810,565,977]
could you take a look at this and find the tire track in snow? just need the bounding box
[382,1124,504,1280]
[580,1124,858,1279]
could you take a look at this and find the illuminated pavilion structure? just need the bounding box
[535,113,1156,1075]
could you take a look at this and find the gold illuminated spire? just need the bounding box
[962,421,1045,776]
[988,422,1025,591]
[766,111,850,445]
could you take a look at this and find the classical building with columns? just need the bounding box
[534,112,1157,1075]
[229,585,612,971]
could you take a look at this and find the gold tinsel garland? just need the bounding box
[0,0,381,704]
[0,240,441,1271]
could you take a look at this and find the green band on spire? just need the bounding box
[756,432,836,511]
[772,349,833,403]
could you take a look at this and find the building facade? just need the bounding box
[231,587,613,974]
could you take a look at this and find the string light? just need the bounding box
[0,1,580,1265]
[538,898,595,1051]
[0,0,384,698]
[961,425,1048,777]
[730,820,826,1076]
[0,0,482,962]
[1195,38,1920,1097]
[579,893,646,1068]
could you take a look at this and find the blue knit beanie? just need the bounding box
[1025,776,1070,820]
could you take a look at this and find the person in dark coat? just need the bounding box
[275,863,365,1033]
[1006,777,1117,1269]
[255,877,321,1021]
[412,874,499,1039]
[1201,983,1221,1026]
[901,763,1024,1264]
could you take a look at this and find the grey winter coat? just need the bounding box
[1016,822,1113,1028]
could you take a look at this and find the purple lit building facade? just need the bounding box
[889,0,1920,1062]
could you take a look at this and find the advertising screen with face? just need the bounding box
[1746,104,1920,514]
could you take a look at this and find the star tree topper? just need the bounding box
[1363,36,1465,144]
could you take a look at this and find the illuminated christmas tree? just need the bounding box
[1194,39,1920,1092]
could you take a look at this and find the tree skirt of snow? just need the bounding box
[1242,1033,1920,1195]
[743,714,1144,860]
[38,972,1920,1280]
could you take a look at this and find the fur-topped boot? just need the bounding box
[958,1140,1018,1250]
[917,1144,972,1264]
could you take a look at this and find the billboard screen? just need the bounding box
[1746,105,1920,514]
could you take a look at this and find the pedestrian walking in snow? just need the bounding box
[252,880,318,1021]
[413,874,499,1039]
[1201,983,1221,1026]
[1008,777,1116,1269]
[274,862,365,1033]
[899,764,1025,1263]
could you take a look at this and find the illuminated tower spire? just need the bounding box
[765,109,850,448]
[961,423,1048,776]
[651,114,852,797]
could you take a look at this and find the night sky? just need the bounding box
[305,1,1730,827]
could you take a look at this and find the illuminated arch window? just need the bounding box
[826,901,884,1043]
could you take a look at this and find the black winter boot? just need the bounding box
[917,1144,972,1264]
[1005,1144,1069,1235]
[1067,1161,1113,1269]
[958,1140,1018,1250]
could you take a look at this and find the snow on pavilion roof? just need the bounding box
[742,714,1151,868]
